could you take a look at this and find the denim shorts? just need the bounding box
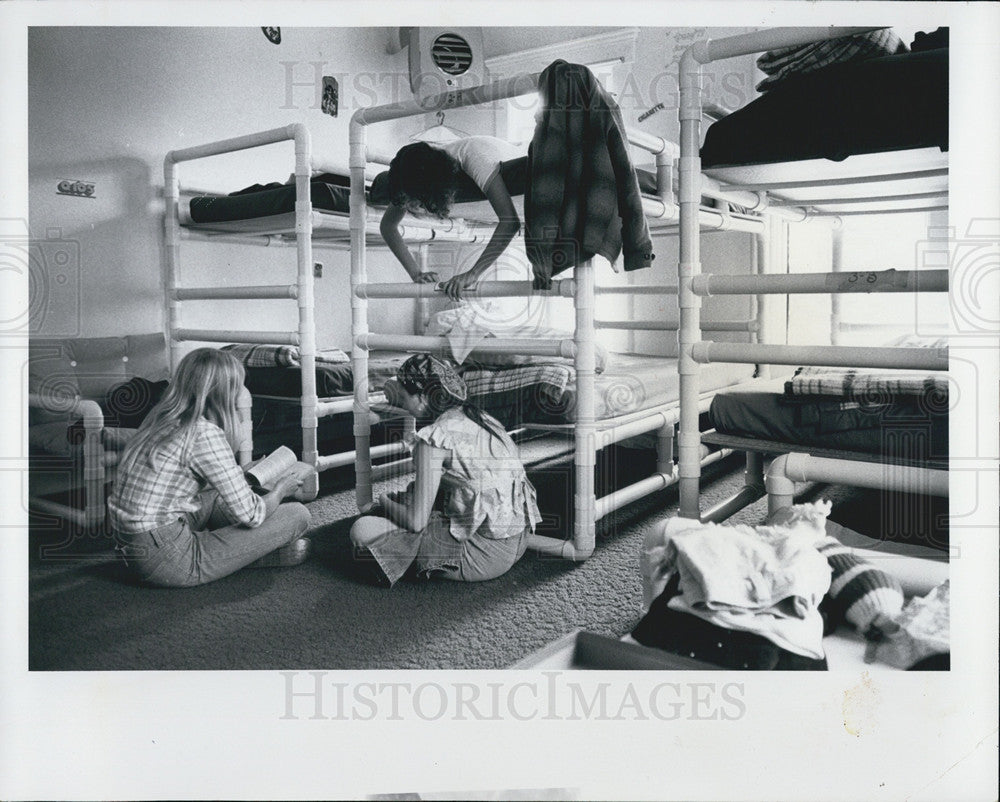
[367,512,530,586]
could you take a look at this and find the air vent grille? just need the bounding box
[431,33,473,76]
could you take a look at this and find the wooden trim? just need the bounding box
[485,28,640,77]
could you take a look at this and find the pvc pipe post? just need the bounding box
[691,269,949,297]
[572,258,598,560]
[692,341,948,370]
[350,116,374,509]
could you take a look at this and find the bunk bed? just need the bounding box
[672,26,950,528]
[343,69,818,562]
[164,127,499,500]
[163,104,773,511]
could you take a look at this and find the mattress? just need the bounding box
[242,353,756,427]
[586,353,755,420]
[505,354,756,426]
[708,377,948,463]
[242,353,407,399]
[700,47,948,169]
[181,158,659,227]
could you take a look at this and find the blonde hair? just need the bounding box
[118,348,246,474]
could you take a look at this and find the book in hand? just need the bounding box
[245,445,313,493]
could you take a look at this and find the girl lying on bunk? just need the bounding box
[351,354,542,586]
[380,135,523,301]
[108,348,312,587]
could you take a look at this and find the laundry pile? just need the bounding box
[634,501,915,670]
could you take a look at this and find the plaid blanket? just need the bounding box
[525,60,653,289]
[756,29,907,92]
[785,366,949,400]
[461,363,572,400]
[222,344,349,368]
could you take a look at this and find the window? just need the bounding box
[504,57,624,146]
[484,28,639,144]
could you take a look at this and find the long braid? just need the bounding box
[460,401,506,450]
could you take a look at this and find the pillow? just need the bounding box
[756,29,908,92]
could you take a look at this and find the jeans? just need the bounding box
[115,490,311,587]
[351,511,530,587]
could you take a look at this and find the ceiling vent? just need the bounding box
[390,27,486,104]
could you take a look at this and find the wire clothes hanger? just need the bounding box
[409,111,469,144]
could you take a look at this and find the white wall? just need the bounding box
[28,26,427,344]
[27,25,772,355]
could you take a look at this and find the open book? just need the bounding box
[245,445,313,492]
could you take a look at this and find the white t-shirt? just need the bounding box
[435,136,524,195]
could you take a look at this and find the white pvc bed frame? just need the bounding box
[675,26,951,523]
[163,128,466,500]
[162,122,767,506]
[346,71,823,561]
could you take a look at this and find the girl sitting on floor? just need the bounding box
[380,136,523,301]
[108,348,311,587]
[351,354,542,586]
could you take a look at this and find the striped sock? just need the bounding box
[817,537,904,637]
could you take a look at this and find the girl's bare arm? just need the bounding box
[380,203,439,283]
[379,441,447,532]
[439,178,520,301]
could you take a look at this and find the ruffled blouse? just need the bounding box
[414,408,542,541]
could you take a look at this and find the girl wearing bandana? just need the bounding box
[351,355,542,586]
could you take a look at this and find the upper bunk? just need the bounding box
[695,27,948,217]
[175,157,666,243]
[174,145,773,244]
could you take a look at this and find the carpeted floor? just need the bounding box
[28,449,948,671]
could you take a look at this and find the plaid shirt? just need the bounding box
[525,60,654,288]
[108,418,265,534]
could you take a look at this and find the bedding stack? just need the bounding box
[708,335,950,466]
[633,501,946,670]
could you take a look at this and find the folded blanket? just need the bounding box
[786,366,950,400]
[756,29,907,92]
[461,363,572,400]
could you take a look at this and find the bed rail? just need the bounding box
[165,124,321,499]
[675,26,951,522]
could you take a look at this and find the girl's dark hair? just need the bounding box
[388,142,461,219]
[397,354,506,444]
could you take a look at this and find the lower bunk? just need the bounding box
[695,364,949,559]
[228,341,756,470]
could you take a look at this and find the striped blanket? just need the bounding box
[461,363,572,401]
[756,29,907,92]
[785,366,949,400]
